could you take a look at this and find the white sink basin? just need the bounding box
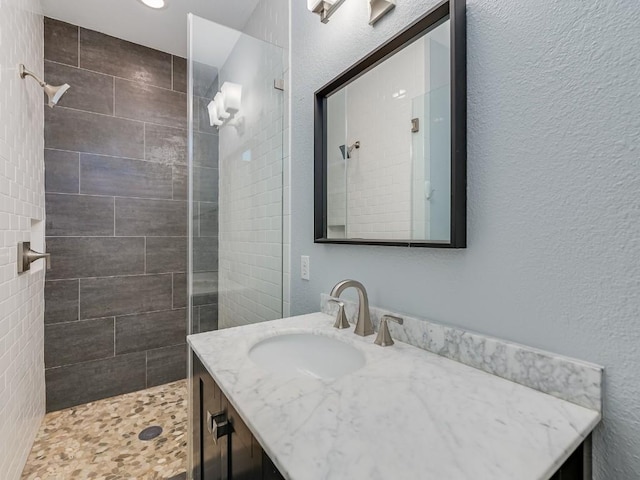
[249,333,365,380]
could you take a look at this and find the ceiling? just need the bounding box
[41,0,261,58]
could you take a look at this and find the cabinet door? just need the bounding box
[192,352,285,480]
[202,373,225,479]
[262,452,286,480]
[228,402,263,480]
[193,354,227,480]
[191,355,205,480]
[550,439,590,480]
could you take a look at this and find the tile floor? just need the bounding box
[21,380,188,480]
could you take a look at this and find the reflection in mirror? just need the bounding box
[326,19,451,242]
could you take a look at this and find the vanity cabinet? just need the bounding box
[192,353,286,480]
[551,439,591,480]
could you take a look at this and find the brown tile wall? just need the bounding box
[43,18,219,411]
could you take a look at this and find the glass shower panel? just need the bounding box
[410,23,451,242]
[326,89,348,239]
[187,14,285,337]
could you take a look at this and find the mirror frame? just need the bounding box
[314,0,466,248]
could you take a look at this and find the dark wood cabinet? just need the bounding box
[192,353,286,480]
[551,437,592,480]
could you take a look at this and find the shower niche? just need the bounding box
[314,0,466,248]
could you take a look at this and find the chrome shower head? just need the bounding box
[339,141,360,159]
[19,64,70,108]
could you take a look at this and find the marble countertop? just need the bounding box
[188,313,600,480]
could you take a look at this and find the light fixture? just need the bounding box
[138,0,165,9]
[207,101,223,127]
[307,0,347,23]
[369,0,395,25]
[221,82,242,112]
[19,64,70,108]
[207,82,243,129]
[214,93,230,120]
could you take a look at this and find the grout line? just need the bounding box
[113,197,116,236]
[45,235,185,239]
[45,346,143,372]
[46,191,189,203]
[45,58,178,93]
[77,278,81,321]
[144,237,147,274]
[47,316,116,327]
[143,122,146,162]
[50,104,187,131]
[40,272,177,282]
[113,317,116,357]
[115,307,187,320]
[45,147,192,165]
[113,76,116,116]
[49,98,217,137]
[145,343,188,354]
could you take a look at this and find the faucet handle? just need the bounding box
[17,242,52,273]
[327,298,350,329]
[374,315,404,347]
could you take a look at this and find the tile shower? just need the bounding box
[10,3,289,476]
[42,18,219,412]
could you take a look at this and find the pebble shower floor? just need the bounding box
[21,380,187,480]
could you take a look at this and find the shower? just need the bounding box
[19,64,70,108]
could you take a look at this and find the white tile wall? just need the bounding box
[243,0,291,318]
[344,39,426,240]
[242,0,289,50]
[218,0,289,327]
[325,32,454,241]
[0,0,46,478]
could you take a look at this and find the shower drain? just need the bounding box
[138,425,163,441]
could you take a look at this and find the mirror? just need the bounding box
[314,0,466,248]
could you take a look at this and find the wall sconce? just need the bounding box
[308,0,395,25]
[207,101,223,127]
[307,0,347,23]
[207,82,243,129]
[368,0,395,25]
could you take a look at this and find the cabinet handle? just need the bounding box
[207,411,232,445]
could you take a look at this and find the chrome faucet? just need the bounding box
[329,280,374,337]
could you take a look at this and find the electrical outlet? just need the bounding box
[301,256,310,280]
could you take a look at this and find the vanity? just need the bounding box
[188,290,602,480]
[191,354,285,480]
[190,1,602,477]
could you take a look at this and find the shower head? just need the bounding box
[43,83,71,108]
[339,141,360,159]
[19,64,70,108]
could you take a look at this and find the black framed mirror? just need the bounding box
[314,0,466,248]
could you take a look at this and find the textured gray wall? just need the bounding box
[291,1,640,477]
[43,18,218,411]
